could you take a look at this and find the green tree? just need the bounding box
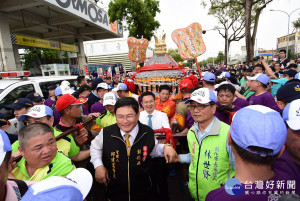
[198,60,208,66]
[216,51,225,64]
[187,58,196,68]
[108,0,160,40]
[40,49,61,64]
[23,47,62,70]
[62,51,69,64]
[207,0,273,64]
[23,48,40,70]
[206,57,217,65]
[202,1,246,66]
[293,17,300,29]
[167,48,184,63]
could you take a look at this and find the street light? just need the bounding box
[270,8,300,57]
[202,27,229,66]
[213,26,229,67]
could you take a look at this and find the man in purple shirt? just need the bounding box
[232,97,249,108]
[206,105,295,201]
[236,73,279,111]
[246,74,277,108]
[215,84,241,124]
[186,111,194,129]
[272,99,300,195]
[90,83,110,113]
[86,78,103,112]
[218,64,226,72]
[44,86,56,107]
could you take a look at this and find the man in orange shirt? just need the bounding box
[175,78,195,133]
[155,85,176,121]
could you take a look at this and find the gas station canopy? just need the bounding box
[0,0,123,44]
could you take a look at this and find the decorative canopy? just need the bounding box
[154,34,167,54]
[145,52,178,66]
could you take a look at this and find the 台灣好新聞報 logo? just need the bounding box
[225,178,243,195]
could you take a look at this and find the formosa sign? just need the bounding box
[42,0,111,31]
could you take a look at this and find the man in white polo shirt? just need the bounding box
[139,91,170,132]
[139,91,171,201]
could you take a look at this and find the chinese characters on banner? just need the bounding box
[171,22,206,60]
[127,37,149,63]
[97,67,103,77]
[171,22,206,77]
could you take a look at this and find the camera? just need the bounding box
[253,56,260,61]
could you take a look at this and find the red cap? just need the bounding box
[124,78,136,93]
[188,74,199,88]
[180,78,194,92]
[56,94,88,112]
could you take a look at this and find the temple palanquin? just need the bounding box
[132,34,186,91]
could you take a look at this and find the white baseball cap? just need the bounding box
[283,99,300,130]
[20,168,93,201]
[185,88,217,104]
[61,80,70,87]
[214,81,233,90]
[96,83,110,90]
[103,92,117,106]
[217,72,230,79]
[55,85,75,96]
[18,105,53,122]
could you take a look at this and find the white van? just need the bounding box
[0,75,79,133]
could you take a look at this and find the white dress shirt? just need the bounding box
[139,109,170,130]
[90,123,165,169]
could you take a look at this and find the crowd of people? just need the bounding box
[0,49,299,201]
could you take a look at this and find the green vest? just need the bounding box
[187,119,234,201]
[11,127,79,157]
[12,151,75,181]
[96,110,116,128]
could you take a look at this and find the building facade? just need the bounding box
[277,31,300,55]
[84,38,153,72]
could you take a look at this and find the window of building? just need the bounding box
[289,35,295,41]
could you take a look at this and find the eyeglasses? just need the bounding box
[187,104,210,111]
[116,114,136,121]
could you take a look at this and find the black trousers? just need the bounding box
[108,191,154,201]
[152,157,169,201]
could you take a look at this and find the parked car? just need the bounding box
[0,75,79,133]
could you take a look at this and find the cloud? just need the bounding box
[103,0,300,61]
